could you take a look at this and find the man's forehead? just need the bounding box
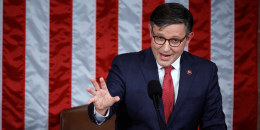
[152,24,187,38]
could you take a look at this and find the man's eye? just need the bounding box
[170,39,180,43]
[157,37,165,40]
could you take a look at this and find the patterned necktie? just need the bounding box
[162,65,174,124]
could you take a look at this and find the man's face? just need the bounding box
[150,24,193,67]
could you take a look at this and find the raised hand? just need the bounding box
[87,77,120,116]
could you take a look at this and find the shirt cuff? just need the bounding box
[94,106,110,125]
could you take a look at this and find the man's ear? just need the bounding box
[185,32,194,46]
[148,24,152,38]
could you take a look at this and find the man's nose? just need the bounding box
[161,40,171,51]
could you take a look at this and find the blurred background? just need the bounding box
[0,0,259,130]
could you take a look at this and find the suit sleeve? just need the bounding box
[199,63,227,130]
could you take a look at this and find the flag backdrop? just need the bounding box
[0,0,258,130]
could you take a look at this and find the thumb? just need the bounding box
[112,96,120,103]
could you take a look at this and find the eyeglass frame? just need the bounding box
[151,27,188,47]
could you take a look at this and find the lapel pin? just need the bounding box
[187,70,192,75]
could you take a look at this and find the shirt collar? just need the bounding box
[156,56,181,71]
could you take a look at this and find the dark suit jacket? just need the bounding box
[89,48,226,130]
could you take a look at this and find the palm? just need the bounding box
[92,87,115,110]
[87,77,120,115]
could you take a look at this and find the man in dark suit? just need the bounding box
[87,3,227,130]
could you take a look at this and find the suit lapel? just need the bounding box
[139,48,159,84]
[139,48,167,123]
[168,51,197,124]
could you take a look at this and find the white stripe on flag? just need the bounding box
[165,0,189,51]
[0,0,3,128]
[118,0,142,54]
[210,0,234,129]
[71,0,96,107]
[25,0,49,129]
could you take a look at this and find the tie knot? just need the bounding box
[164,65,173,74]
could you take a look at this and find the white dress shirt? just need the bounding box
[157,56,181,103]
[94,56,181,122]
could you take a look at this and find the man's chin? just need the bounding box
[158,61,172,67]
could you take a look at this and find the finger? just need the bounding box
[99,77,108,90]
[86,88,96,96]
[90,78,100,91]
[87,98,95,105]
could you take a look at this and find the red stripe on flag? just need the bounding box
[142,0,164,50]
[96,0,118,80]
[188,0,211,60]
[233,0,258,129]
[2,0,26,129]
[49,0,73,129]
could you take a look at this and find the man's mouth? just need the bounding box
[160,53,171,60]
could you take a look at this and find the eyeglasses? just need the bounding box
[152,29,187,47]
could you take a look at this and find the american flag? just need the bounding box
[0,0,258,130]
